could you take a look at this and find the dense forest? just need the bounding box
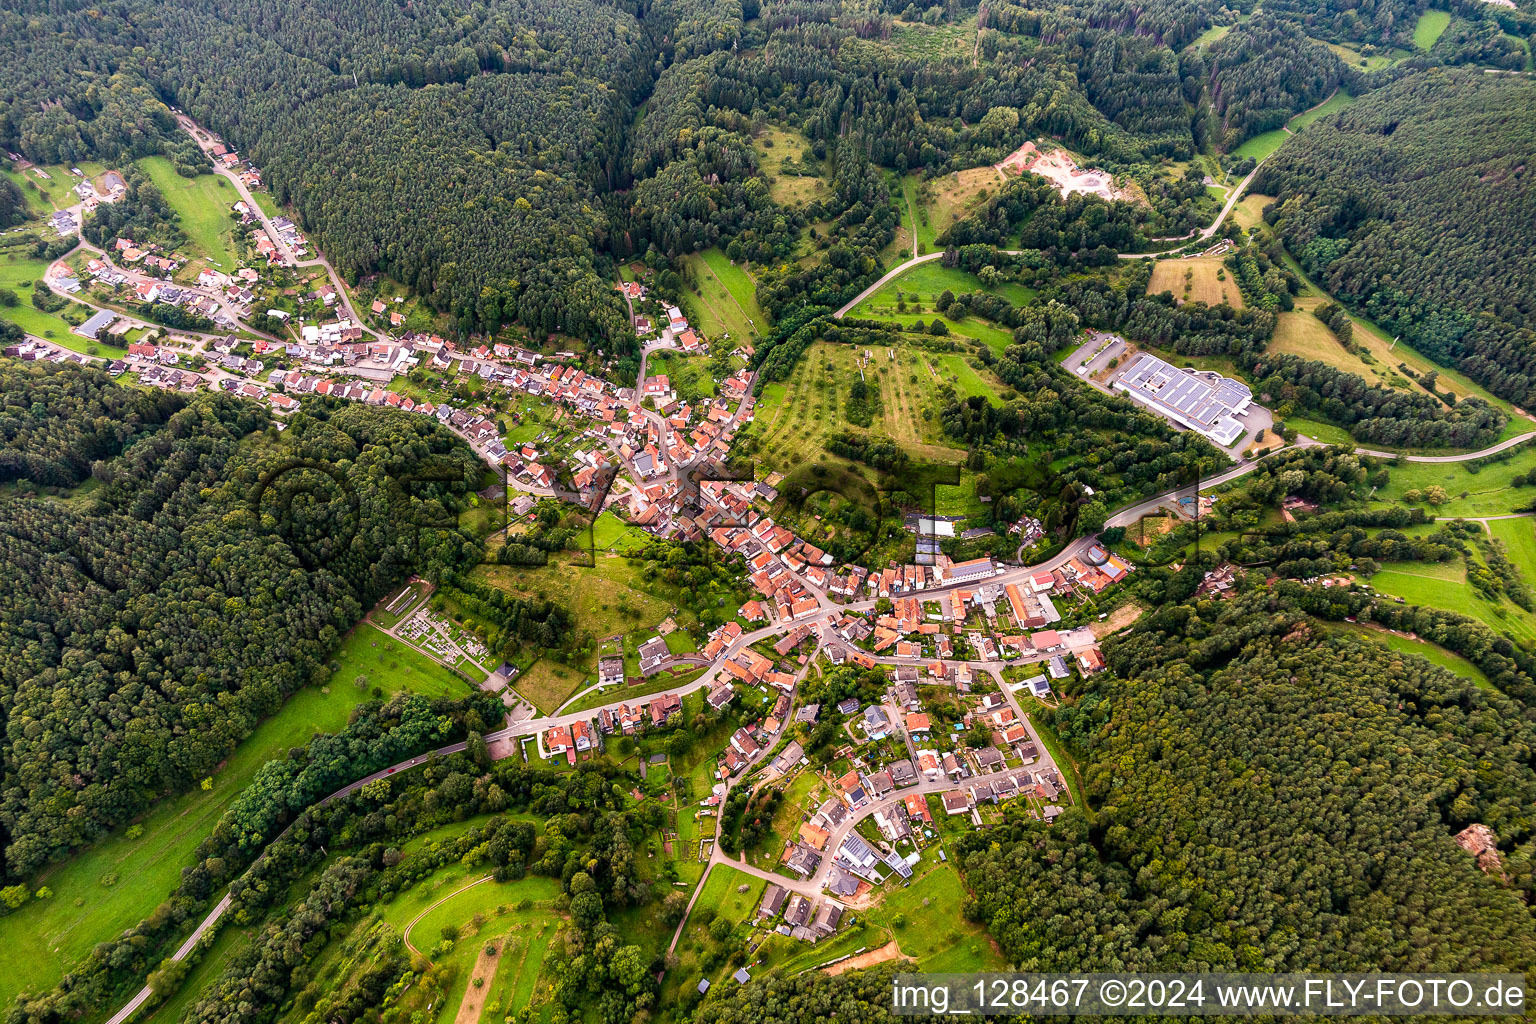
[0,363,559,880]
[1256,71,1536,409]
[961,591,1536,972]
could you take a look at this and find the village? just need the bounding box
[5,111,1152,969]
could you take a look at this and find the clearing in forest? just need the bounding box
[753,126,831,207]
[995,141,1124,201]
[1148,258,1243,307]
[908,167,1001,249]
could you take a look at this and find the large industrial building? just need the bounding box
[1112,352,1252,446]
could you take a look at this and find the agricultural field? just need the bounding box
[1148,257,1243,307]
[1239,194,1534,436]
[683,248,766,345]
[0,621,465,1005]
[135,156,243,272]
[752,126,831,208]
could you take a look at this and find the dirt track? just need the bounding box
[453,941,504,1024]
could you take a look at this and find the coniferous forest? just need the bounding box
[0,362,569,879]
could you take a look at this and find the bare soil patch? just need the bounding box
[996,142,1125,201]
[1092,603,1144,639]
[823,939,913,976]
[453,941,504,1024]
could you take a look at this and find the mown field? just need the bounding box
[1369,558,1536,647]
[1148,257,1243,307]
[0,622,470,1005]
[1413,10,1452,49]
[0,243,121,356]
[135,156,242,272]
[683,248,766,345]
[1370,443,1536,517]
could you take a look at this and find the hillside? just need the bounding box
[1255,70,1536,409]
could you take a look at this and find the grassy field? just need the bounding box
[744,341,972,473]
[0,244,125,356]
[0,622,468,1005]
[1489,517,1536,582]
[1289,90,1357,131]
[1324,39,1408,69]
[1191,23,1233,48]
[1241,193,1534,436]
[142,926,250,1024]
[684,248,766,345]
[7,163,108,210]
[1414,10,1452,49]
[1370,444,1536,517]
[649,350,716,405]
[753,126,831,208]
[885,14,978,60]
[335,860,564,1024]
[1232,129,1290,161]
[135,157,242,271]
[877,856,1006,971]
[934,353,1003,405]
[591,510,649,553]
[1148,257,1243,307]
[2,168,57,217]
[847,262,1032,355]
[1334,623,1492,690]
[1369,560,1536,647]
[906,168,1001,251]
[473,555,703,712]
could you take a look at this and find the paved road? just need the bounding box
[1356,433,1536,463]
[103,892,232,1024]
[177,115,381,340]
